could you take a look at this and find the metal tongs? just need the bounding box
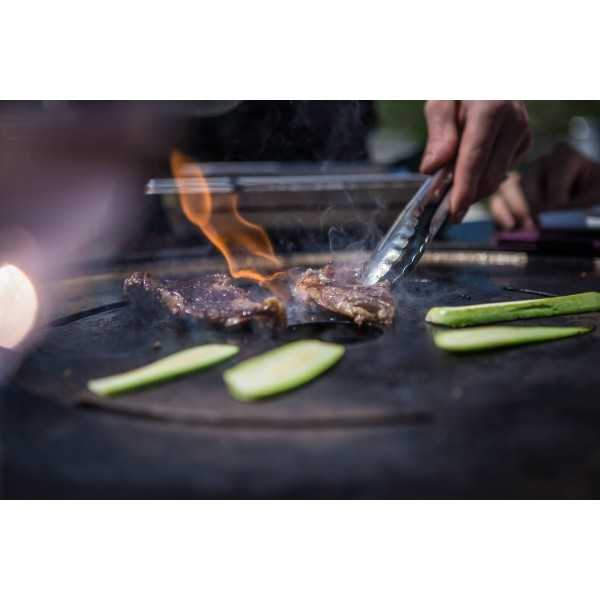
[361,168,453,286]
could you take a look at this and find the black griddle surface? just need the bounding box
[3,251,600,498]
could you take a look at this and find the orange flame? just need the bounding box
[171,150,283,284]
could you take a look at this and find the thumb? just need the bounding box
[420,101,459,174]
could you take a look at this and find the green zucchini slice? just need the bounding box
[426,292,600,328]
[223,340,345,401]
[88,344,239,396]
[433,325,592,353]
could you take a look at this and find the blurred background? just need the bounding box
[3,101,600,260]
[374,100,600,163]
[2,100,600,266]
[1,100,600,356]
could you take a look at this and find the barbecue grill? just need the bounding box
[2,165,600,499]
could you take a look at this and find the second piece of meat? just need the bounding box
[293,264,395,327]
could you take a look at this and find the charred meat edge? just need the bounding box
[124,271,286,328]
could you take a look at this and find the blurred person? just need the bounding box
[490,143,600,230]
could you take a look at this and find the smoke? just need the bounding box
[327,190,387,265]
[176,100,385,258]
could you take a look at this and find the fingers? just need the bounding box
[421,101,531,223]
[489,142,600,231]
[490,193,517,230]
[420,101,459,174]
[449,104,502,221]
[489,172,536,230]
[504,176,535,228]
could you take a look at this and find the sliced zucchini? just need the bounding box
[223,340,345,401]
[426,292,600,328]
[88,344,239,396]
[434,325,592,353]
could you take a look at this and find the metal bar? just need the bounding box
[48,301,130,328]
[146,173,426,195]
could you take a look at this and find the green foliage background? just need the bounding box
[375,101,600,145]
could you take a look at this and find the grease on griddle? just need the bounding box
[286,321,383,345]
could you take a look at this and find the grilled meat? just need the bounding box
[125,264,394,331]
[124,272,286,329]
[293,264,395,327]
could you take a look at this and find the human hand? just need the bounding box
[490,144,600,230]
[421,101,531,222]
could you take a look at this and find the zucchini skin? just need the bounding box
[88,344,239,396]
[223,340,345,401]
[426,292,600,327]
[434,325,593,353]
